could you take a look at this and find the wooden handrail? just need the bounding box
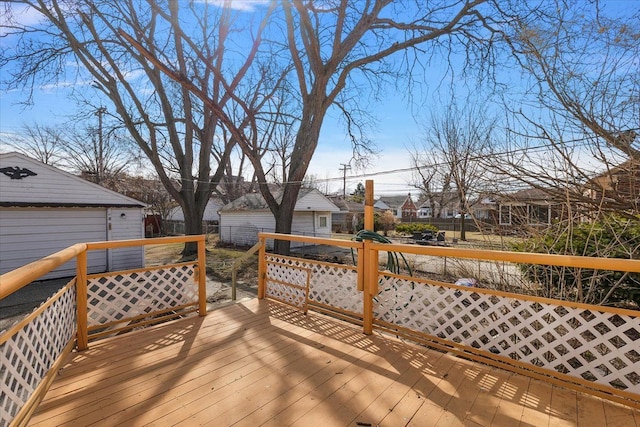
[86,235,204,250]
[258,232,363,249]
[257,228,640,273]
[0,236,207,301]
[0,243,87,299]
[368,241,640,272]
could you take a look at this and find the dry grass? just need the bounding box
[145,241,259,282]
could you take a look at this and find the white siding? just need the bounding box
[0,208,107,279]
[107,208,145,270]
[0,152,143,206]
[0,153,146,279]
[219,212,275,247]
[219,211,333,248]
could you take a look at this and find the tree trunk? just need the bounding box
[182,204,204,257]
[180,180,209,257]
[460,216,467,241]
[272,184,301,255]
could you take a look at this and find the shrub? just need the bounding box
[395,222,439,235]
[511,215,640,308]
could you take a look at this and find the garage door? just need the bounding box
[0,208,107,279]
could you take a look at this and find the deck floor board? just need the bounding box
[30,299,640,427]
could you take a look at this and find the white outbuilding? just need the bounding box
[0,152,146,279]
[219,188,340,248]
[167,198,222,223]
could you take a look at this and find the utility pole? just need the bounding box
[95,107,107,184]
[339,163,351,197]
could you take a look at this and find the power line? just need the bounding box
[314,131,638,184]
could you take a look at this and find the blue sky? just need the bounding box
[0,1,433,196]
[0,58,423,195]
[1,0,636,197]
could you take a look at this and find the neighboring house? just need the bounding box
[585,159,640,212]
[469,195,498,221]
[167,198,223,223]
[327,196,364,233]
[416,191,459,219]
[219,188,340,248]
[497,188,557,227]
[0,152,146,279]
[374,193,417,220]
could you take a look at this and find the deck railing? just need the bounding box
[0,236,206,427]
[2,231,639,425]
[257,232,640,410]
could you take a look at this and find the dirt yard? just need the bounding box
[145,241,260,309]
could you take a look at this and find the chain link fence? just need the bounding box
[219,225,331,249]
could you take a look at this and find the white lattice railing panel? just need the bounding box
[374,274,640,395]
[0,284,76,427]
[266,260,309,287]
[87,265,198,327]
[308,264,360,314]
[265,259,309,309]
[265,280,308,309]
[266,255,361,315]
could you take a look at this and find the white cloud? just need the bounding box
[0,4,43,27]
[308,145,416,196]
[193,0,271,12]
[0,4,45,38]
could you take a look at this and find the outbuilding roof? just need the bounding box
[0,152,145,208]
[220,187,340,212]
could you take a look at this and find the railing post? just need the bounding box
[363,180,375,335]
[258,237,266,299]
[197,236,207,316]
[76,250,88,351]
[357,247,365,292]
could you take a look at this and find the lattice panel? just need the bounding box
[265,255,361,314]
[0,285,76,427]
[308,265,360,314]
[87,265,197,327]
[265,260,309,309]
[265,280,308,309]
[374,275,640,395]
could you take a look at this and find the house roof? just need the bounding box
[417,191,458,208]
[168,198,223,221]
[502,188,551,202]
[327,196,365,213]
[0,152,145,208]
[376,194,411,208]
[220,188,340,213]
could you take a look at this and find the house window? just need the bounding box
[528,205,549,224]
[318,215,328,228]
[499,205,511,225]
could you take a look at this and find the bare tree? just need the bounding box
[128,175,177,236]
[62,115,132,185]
[255,0,500,253]
[1,0,274,255]
[489,1,640,217]
[410,149,452,219]
[5,123,65,166]
[131,0,519,254]
[412,103,496,240]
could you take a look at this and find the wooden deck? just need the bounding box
[30,299,640,427]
